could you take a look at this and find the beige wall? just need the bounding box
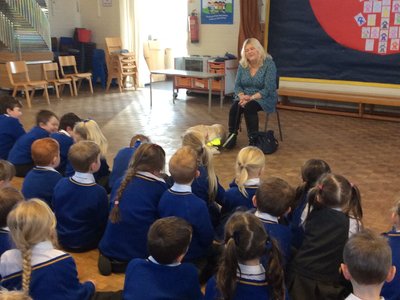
[187,0,240,56]
[79,0,121,50]
[49,0,81,38]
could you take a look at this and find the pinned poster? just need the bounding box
[354,13,366,25]
[371,26,380,38]
[395,13,400,24]
[378,41,387,53]
[382,0,391,5]
[365,39,375,50]
[367,14,377,25]
[364,1,373,12]
[389,26,398,38]
[393,1,400,12]
[362,27,371,38]
[390,38,400,50]
[373,1,382,12]
[381,18,389,29]
[380,30,388,42]
[201,0,234,24]
[382,6,390,17]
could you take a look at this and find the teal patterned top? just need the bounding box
[234,57,277,113]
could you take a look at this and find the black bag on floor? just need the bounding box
[249,130,278,154]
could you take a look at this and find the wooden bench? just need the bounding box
[277,87,400,121]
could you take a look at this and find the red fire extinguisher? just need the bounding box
[189,10,199,43]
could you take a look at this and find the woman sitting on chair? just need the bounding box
[224,38,277,149]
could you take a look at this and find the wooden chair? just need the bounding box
[42,62,74,98]
[6,61,50,108]
[58,55,94,96]
[105,37,138,92]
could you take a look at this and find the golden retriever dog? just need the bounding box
[184,124,227,154]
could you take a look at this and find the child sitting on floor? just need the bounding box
[50,112,81,175]
[0,96,25,160]
[0,187,24,256]
[52,141,108,252]
[0,160,15,189]
[98,143,168,275]
[21,138,62,207]
[8,110,59,177]
[253,177,294,266]
[109,134,150,188]
[204,212,285,300]
[381,199,400,300]
[342,229,396,300]
[0,198,95,299]
[158,146,214,265]
[123,216,203,300]
[222,146,265,215]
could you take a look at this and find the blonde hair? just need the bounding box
[239,38,269,68]
[235,146,265,197]
[73,120,108,156]
[0,160,15,182]
[182,130,218,202]
[7,199,58,295]
[0,288,32,300]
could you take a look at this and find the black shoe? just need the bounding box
[98,253,112,276]
[222,133,237,149]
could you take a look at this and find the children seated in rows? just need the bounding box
[342,229,396,300]
[0,199,95,299]
[50,112,81,175]
[204,212,285,300]
[52,141,108,252]
[0,187,23,256]
[8,110,59,177]
[0,160,15,189]
[98,143,168,275]
[288,159,331,249]
[381,199,400,300]
[222,146,265,215]
[158,146,214,265]
[289,173,363,300]
[21,138,62,207]
[69,119,111,191]
[0,96,25,160]
[109,134,150,188]
[182,131,225,228]
[254,177,294,266]
[123,217,203,300]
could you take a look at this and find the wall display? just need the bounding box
[201,0,234,24]
[102,0,112,7]
[268,0,400,84]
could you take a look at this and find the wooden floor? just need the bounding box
[9,81,400,292]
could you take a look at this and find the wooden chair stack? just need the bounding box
[6,61,50,108]
[105,37,138,92]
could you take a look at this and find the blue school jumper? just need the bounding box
[52,173,108,251]
[288,190,308,250]
[0,114,25,160]
[158,183,214,261]
[99,172,168,262]
[22,167,62,207]
[221,179,259,215]
[65,157,110,184]
[109,140,141,188]
[123,256,203,300]
[0,228,13,257]
[255,211,292,266]
[50,130,74,175]
[381,230,400,300]
[0,241,95,300]
[191,165,225,205]
[8,126,49,165]
[205,264,275,300]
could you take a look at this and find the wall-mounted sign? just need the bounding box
[102,0,112,7]
[201,0,234,24]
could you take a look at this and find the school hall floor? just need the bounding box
[9,81,400,292]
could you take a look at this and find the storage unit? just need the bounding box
[174,58,238,97]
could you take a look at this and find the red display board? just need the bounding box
[310,0,400,55]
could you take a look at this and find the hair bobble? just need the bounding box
[114,200,119,207]
[350,182,354,188]
[318,184,323,191]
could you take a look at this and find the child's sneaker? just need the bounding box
[222,133,237,149]
[98,253,112,276]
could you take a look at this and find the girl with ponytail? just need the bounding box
[289,173,363,300]
[204,211,285,300]
[0,199,94,300]
[98,143,168,275]
[222,146,265,215]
